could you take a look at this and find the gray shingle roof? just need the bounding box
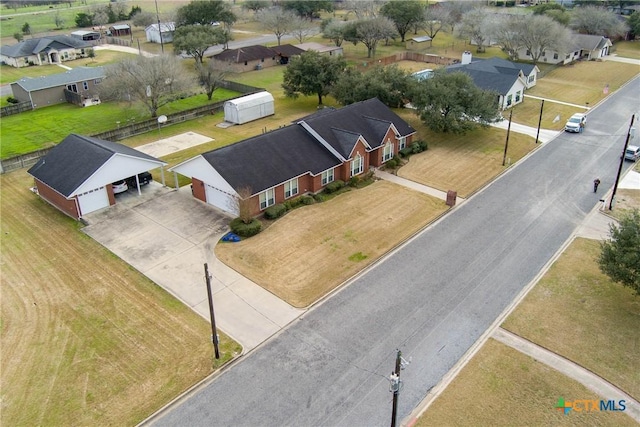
[213,45,277,63]
[13,67,105,92]
[28,134,163,197]
[446,57,529,95]
[1,35,90,58]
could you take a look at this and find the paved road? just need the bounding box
[153,76,640,426]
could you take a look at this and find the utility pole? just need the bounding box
[204,263,220,359]
[502,109,513,166]
[390,350,402,427]
[535,99,544,144]
[609,114,635,211]
[154,0,164,53]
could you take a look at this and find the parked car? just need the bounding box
[126,172,153,188]
[625,145,640,162]
[565,113,587,133]
[112,180,128,194]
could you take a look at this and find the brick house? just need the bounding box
[170,98,416,217]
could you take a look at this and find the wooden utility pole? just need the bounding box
[535,99,544,144]
[204,263,220,359]
[390,350,402,427]
[609,114,635,210]
[502,109,513,166]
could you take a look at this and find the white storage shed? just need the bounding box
[224,92,275,125]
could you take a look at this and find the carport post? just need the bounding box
[204,263,220,359]
[172,171,178,190]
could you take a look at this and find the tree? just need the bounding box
[380,0,424,42]
[87,47,95,62]
[54,11,65,29]
[570,5,629,38]
[629,11,640,39]
[533,2,570,25]
[518,14,571,65]
[421,5,449,39]
[99,55,196,117]
[75,12,93,28]
[455,7,492,53]
[282,0,333,20]
[13,32,23,42]
[92,10,109,34]
[176,0,236,27]
[345,18,397,58]
[282,50,346,105]
[173,25,226,64]
[490,14,526,61]
[132,11,156,28]
[323,19,346,47]
[257,8,298,45]
[196,59,230,101]
[332,64,417,108]
[234,186,254,224]
[409,71,501,134]
[343,0,379,20]
[21,22,31,37]
[599,209,640,295]
[290,14,316,43]
[243,0,269,13]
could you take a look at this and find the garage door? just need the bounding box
[205,184,238,215]
[78,187,109,216]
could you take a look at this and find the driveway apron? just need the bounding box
[83,185,303,352]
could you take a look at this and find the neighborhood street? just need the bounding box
[151,77,640,426]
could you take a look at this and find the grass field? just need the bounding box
[502,237,640,399]
[0,169,242,426]
[416,339,637,427]
[216,180,448,307]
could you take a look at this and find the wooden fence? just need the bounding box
[0,101,32,117]
[357,51,458,71]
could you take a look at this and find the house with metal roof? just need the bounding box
[11,67,105,109]
[145,22,176,44]
[28,134,166,219]
[108,24,131,37]
[0,35,91,68]
[170,98,416,216]
[295,42,343,57]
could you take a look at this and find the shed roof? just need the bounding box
[224,92,274,109]
[295,42,342,53]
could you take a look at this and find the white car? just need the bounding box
[112,180,128,194]
[625,145,640,162]
[565,113,587,133]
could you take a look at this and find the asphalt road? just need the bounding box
[153,76,640,427]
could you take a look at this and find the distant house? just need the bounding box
[0,35,91,68]
[170,98,416,217]
[406,36,432,51]
[212,45,280,72]
[71,30,101,41]
[145,22,175,44]
[295,42,343,56]
[28,134,166,219]
[446,53,539,109]
[108,24,131,37]
[516,34,612,65]
[10,67,105,109]
[271,44,305,64]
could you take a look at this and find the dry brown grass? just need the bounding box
[0,170,241,426]
[416,339,637,427]
[215,181,448,307]
[394,110,535,198]
[502,238,640,399]
[609,188,640,221]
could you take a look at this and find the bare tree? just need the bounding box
[343,0,380,20]
[455,7,492,53]
[257,7,298,45]
[323,19,346,47]
[519,14,571,65]
[490,14,526,61]
[197,58,231,100]
[570,5,628,38]
[132,11,156,28]
[290,14,316,43]
[233,187,254,224]
[346,17,397,58]
[421,5,449,39]
[54,11,65,29]
[99,55,196,117]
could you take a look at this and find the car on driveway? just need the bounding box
[565,113,587,133]
[112,180,128,194]
[126,172,153,188]
[625,145,640,162]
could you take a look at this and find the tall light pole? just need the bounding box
[204,263,220,359]
[609,114,635,211]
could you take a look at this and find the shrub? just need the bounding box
[418,140,428,151]
[6,96,19,104]
[301,195,315,205]
[313,193,324,202]
[399,147,413,158]
[324,180,345,194]
[229,217,262,237]
[264,203,287,219]
[288,196,304,209]
[349,176,360,187]
[385,158,398,169]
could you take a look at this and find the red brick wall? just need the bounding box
[35,180,79,219]
[192,178,206,202]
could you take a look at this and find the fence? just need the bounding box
[0,147,54,174]
[0,101,32,117]
[357,51,458,71]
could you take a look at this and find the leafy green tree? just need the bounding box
[332,65,417,108]
[379,0,424,42]
[13,32,23,42]
[323,19,346,47]
[75,12,93,28]
[54,11,65,29]
[629,11,640,38]
[282,50,346,105]
[599,209,640,295]
[173,25,226,63]
[282,0,333,20]
[243,0,269,13]
[409,71,501,134]
[176,0,236,27]
[21,22,31,36]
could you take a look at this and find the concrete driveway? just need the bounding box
[83,183,303,351]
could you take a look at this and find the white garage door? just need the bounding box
[77,187,109,216]
[205,184,238,215]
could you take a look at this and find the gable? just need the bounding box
[0,35,89,58]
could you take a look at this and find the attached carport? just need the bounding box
[28,133,167,219]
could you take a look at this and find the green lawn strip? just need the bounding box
[502,238,640,399]
[416,339,637,427]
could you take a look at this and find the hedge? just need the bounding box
[324,180,345,194]
[230,217,262,237]
[264,203,287,219]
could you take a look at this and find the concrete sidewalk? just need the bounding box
[374,170,465,204]
[494,328,640,422]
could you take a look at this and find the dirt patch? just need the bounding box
[215,181,448,307]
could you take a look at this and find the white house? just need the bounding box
[517,34,612,65]
[145,22,176,44]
